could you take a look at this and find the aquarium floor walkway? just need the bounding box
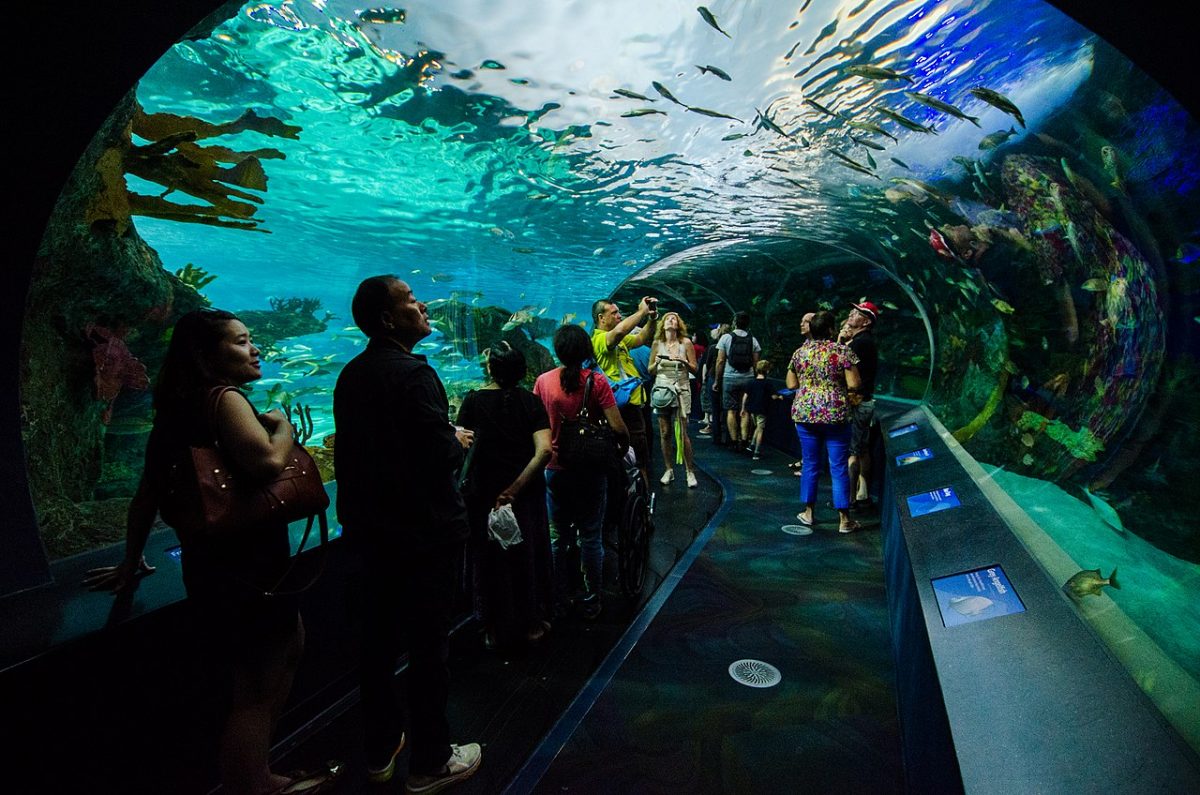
[275,432,902,794]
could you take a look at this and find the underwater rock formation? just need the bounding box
[238,297,331,353]
[21,90,297,557]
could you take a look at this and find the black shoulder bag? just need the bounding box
[557,371,621,469]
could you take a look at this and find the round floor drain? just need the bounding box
[728,659,782,688]
[781,524,813,536]
[751,468,773,475]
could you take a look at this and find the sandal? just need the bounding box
[795,512,813,527]
[838,521,862,534]
[273,761,343,794]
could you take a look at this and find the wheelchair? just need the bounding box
[604,454,655,599]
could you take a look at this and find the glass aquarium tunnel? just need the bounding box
[14,0,1200,755]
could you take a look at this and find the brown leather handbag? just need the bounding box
[161,387,330,546]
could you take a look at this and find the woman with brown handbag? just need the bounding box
[84,309,340,795]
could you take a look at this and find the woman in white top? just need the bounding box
[649,312,699,487]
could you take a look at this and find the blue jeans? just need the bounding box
[545,468,607,603]
[796,422,852,510]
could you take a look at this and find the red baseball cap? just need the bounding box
[852,301,880,320]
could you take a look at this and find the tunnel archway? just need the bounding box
[9,0,1200,768]
[612,234,937,400]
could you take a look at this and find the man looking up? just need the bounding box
[838,300,881,511]
[334,276,482,792]
[591,296,658,485]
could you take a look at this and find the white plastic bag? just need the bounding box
[487,503,523,549]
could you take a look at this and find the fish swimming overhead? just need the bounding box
[613,88,655,102]
[652,81,687,106]
[1063,568,1120,601]
[754,108,792,139]
[686,105,743,122]
[804,97,843,119]
[697,6,731,38]
[696,64,732,81]
[967,87,1026,128]
[847,120,898,142]
[875,106,937,134]
[850,135,886,151]
[904,91,980,126]
[846,65,913,83]
[978,127,1018,150]
[621,108,668,117]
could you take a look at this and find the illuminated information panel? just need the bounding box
[907,486,961,517]
[932,565,1026,627]
[889,422,919,438]
[896,447,933,466]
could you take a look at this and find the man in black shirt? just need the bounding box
[839,301,880,511]
[334,275,482,791]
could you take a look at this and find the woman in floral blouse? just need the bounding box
[786,311,863,533]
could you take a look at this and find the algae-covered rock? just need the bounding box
[237,297,331,353]
[21,89,297,558]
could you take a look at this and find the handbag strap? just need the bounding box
[204,386,241,448]
[574,369,596,422]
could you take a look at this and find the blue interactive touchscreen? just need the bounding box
[888,422,919,438]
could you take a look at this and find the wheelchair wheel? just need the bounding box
[618,491,652,598]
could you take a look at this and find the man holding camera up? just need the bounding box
[591,296,658,486]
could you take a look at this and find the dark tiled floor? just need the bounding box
[276,435,901,794]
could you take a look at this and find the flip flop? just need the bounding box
[838,521,863,535]
[795,512,813,527]
[274,761,343,795]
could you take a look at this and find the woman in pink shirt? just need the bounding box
[534,324,628,620]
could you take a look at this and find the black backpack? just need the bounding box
[728,333,754,371]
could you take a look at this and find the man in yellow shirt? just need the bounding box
[591,296,658,485]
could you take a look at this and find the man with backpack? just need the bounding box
[713,311,760,451]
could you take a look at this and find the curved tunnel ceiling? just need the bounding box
[14,0,1200,749]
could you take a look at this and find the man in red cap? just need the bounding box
[839,301,880,511]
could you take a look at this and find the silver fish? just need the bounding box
[967,87,1025,128]
[697,6,731,38]
[686,105,743,122]
[846,65,913,83]
[652,81,687,107]
[876,106,937,134]
[904,91,979,126]
[696,64,732,81]
[613,88,655,102]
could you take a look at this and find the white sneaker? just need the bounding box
[660,469,674,485]
[406,743,482,794]
[686,471,698,488]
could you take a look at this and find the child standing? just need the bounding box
[742,360,772,459]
